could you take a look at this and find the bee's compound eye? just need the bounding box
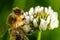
[13,8,23,15]
[22,18,25,20]
[14,9,21,13]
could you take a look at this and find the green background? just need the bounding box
[0,0,60,40]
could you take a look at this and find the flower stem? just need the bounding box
[37,30,41,40]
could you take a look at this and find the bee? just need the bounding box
[7,7,29,40]
[7,7,25,28]
[7,7,36,40]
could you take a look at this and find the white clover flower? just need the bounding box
[30,16,34,21]
[40,7,44,11]
[39,19,47,30]
[24,12,28,16]
[29,7,34,16]
[35,6,44,13]
[48,6,54,14]
[25,16,30,24]
[33,18,38,27]
[22,25,31,33]
[45,7,48,13]
[35,6,41,13]
[46,15,51,24]
[24,6,59,31]
[49,12,59,29]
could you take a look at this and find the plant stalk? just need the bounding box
[37,30,41,40]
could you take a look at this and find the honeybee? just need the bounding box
[7,7,29,40]
[8,7,25,28]
[7,7,36,40]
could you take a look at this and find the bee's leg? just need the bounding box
[9,28,16,40]
[16,28,29,40]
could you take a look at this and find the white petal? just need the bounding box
[45,7,48,13]
[40,7,44,11]
[50,12,59,29]
[23,25,31,33]
[35,6,41,13]
[39,19,47,30]
[46,15,51,24]
[30,16,34,21]
[33,19,38,27]
[24,13,26,16]
[25,16,30,24]
[48,6,53,14]
[54,12,58,18]
[50,18,58,29]
[29,7,34,16]
[25,12,28,16]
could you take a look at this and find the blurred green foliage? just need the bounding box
[0,0,60,40]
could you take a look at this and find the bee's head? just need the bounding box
[13,7,24,15]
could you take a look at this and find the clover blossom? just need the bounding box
[24,6,59,30]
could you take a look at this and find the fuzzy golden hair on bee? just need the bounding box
[7,7,25,28]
